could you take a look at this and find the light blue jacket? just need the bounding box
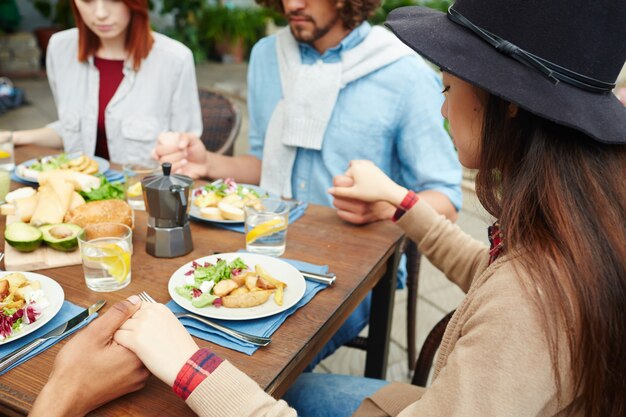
[247,23,462,210]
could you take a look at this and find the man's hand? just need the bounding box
[152,132,210,179]
[30,296,150,417]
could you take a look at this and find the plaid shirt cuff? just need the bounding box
[173,348,224,400]
[392,190,419,222]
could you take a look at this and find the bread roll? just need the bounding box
[64,199,133,228]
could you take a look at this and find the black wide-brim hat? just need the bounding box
[385,0,626,144]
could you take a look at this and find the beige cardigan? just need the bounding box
[185,200,575,417]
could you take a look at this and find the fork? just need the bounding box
[137,292,271,347]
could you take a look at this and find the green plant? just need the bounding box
[29,0,74,28]
[160,0,207,62]
[199,6,269,61]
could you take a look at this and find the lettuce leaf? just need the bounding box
[79,176,124,202]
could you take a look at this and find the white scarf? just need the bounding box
[260,26,416,198]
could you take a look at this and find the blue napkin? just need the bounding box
[167,258,329,355]
[10,169,124,186]
[211,201,308,234]
[0,301,98,375]
[103,169,124,183]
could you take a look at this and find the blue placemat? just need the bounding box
[10,169,125,186]
[0,301,98,375]
[211,201,308,234]
[166,258,329,355]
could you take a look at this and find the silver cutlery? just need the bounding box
[137,292,271,347]
[0,300,105,373]
[299,270,336,286]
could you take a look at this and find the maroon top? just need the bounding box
[94,56,124,160]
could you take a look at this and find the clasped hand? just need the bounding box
[152,131,209,179]
[328,160,408,224]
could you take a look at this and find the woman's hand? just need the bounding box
[30,297,150,417]
[152,132,209,178]
[330,174,396,224]
[328,160,408,206]
[114,303,199,387]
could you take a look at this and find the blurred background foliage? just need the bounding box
[10,0,452,63]
[168,0,453,63]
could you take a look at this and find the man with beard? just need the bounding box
[153,0,462,369]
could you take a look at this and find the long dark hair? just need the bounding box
[476,95,626,416]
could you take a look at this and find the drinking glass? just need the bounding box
[0,168,9,203]
[0,133,14,171]
[244,198,289,257]
[78,223,132,292]
[123,161,160,211]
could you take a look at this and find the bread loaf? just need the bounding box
[64,199,133,228]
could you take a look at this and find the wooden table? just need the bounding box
[0,146,405,416]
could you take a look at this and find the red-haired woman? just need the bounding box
[8,0,201,164]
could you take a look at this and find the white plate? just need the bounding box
[189,184,269,224]
[168,253,305,320]
[0,272,65,345]
[14,153,110,184]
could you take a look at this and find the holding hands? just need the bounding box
[329,160,408,224]
[30,297,150,417]
[115,302,199,387]
[153,132,210,179]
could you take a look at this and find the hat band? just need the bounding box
[447,7,616,93]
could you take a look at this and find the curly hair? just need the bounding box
[256,0,381,30]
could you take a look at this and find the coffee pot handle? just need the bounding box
[170,185,187,225]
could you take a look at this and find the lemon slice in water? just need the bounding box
[86,243,131,283]
[246,218,287,244]
[126,182,143,198]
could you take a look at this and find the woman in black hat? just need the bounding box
[31,0,625,416]
[326,0,626,416]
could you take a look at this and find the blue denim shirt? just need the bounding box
[247,22,462,210]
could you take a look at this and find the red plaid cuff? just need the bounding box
[392,190,419,222]
[173,348,224,400]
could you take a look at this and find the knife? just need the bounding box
[0,300,106,372]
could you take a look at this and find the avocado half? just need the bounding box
[39,224,82,252]
[5,222,43,252]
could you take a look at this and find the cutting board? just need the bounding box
[3,215,82,271]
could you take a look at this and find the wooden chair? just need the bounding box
[411,310,455,386]
[198,88,241,156]
[345,238,423,372]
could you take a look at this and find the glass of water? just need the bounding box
[123,160,160,211]
[78,223,132,292]
[0,132,14,171]
[244,198,289,257]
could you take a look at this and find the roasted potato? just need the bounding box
[230,286,250,296]
[255,265,287,288]
[222,290,273,308]
[245,274,258,291]
[213,279,239,297]
[274,283,284,306]
[0,280,8,300]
